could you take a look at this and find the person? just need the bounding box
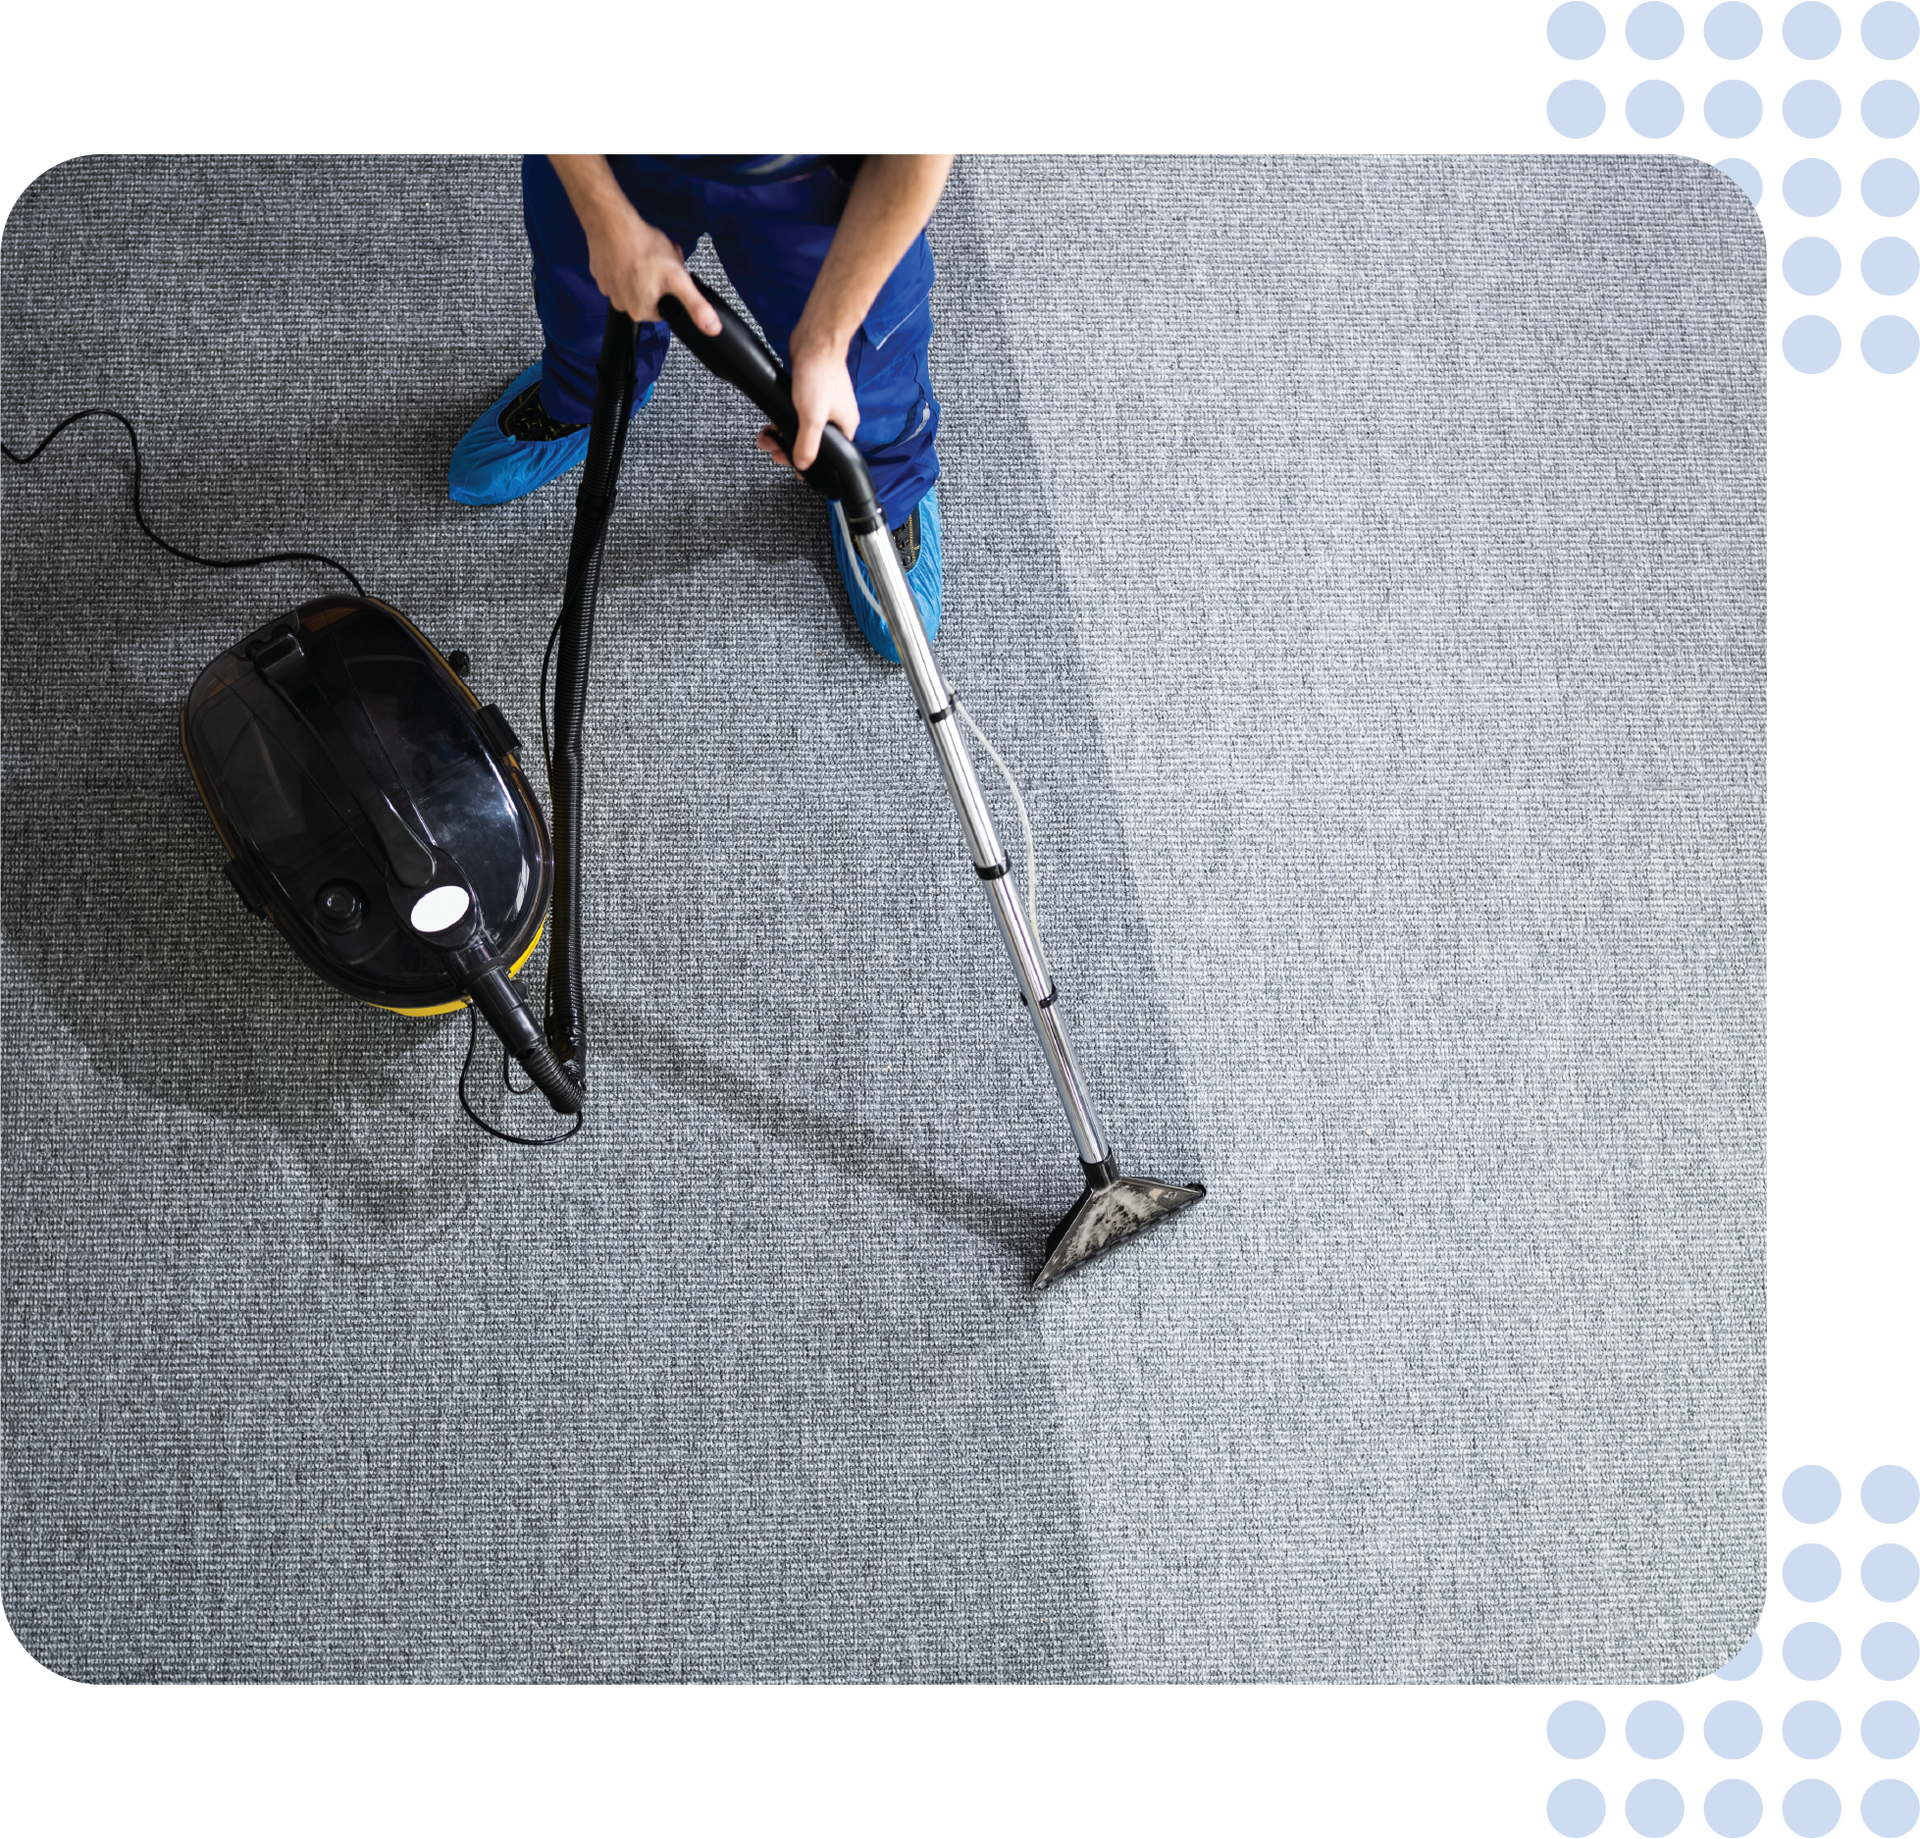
[448,155,953,663]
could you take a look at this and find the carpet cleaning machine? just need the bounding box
[156,284,1207,1286]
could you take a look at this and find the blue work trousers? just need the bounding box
[521,155,941,527]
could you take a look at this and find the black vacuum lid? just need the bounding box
[182,595,551,1012]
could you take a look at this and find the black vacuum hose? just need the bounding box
[544,534,600,1082]
[515,1039,586,1115]
[544,310,640,1089]
[464,958,584,1115]
[543,294,878,1097]
[660,280,884,534]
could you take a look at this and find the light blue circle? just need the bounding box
[1866,1466,1920,1528]
[1864,237,1920,291]
[1865,80,1920,137]
[1784,1778,1843,1837]
[1786,1620,1844,1676]
[1707,2,1764,57]
[1781,158,1843,219]
[1787,1542,1845,1597]
[1705,1779,1764,1837]
[1627,1779,1685,1837]
[1550,80,1608,138]
[1718,158,1764,201]
[1550,2,1608,58]
[1706,1700,1763,1758]
[1786,1466,1844,1520]
[1787,1543,1841,1595]
[1864,314,1920,370]
[1774,236,1835,297]
[1785,1700,1843,1759]
[1785,237,1844,293]
[1628,1700,1685,1758]
[1719,1632,1764,1679]
[1550,1700,1608,1759]
[1781,310,1843,372]
[1865,1621,1920,1678]
[1862,1778,1920,1839]
[1864,3,1920,59]
[1628,80,1685,135]
[1628,3,1686,57]
[1863,1700,1920,1759]
[1864,158,1920,213]
[1785,2,1843,58]
[1549,1779,1607,1837]
[1868,1544,1920,1598]
[1707,80,1765,135]
[1785,80,1844,136]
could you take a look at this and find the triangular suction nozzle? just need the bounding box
[1032,1162,1207,1291]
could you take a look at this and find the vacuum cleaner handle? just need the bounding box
[657,279,886,534]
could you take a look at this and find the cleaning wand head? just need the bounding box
[1033,1156,1208,1291]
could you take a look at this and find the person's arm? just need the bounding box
[546,155,722,335]
[759,155,955,479]
[549,153,954,485]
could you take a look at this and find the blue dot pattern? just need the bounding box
[1787,1541,1845,1597]
[1867,1469,1920,1525]
[1863,237,1920,291]
[1540,23,1918,372]
[1541,1465,1915,1837]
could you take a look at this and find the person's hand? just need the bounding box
[580,193,721,334]
[755,324,859,477]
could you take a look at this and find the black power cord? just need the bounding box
[4,404,578,1147]
[458,1001,583,1146]
[2,407,366,597]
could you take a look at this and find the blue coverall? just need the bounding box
[521,155,942,528]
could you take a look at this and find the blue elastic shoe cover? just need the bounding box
[828,484,941,663]
[448,360,652,507]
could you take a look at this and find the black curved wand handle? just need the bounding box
[659,278,885,535]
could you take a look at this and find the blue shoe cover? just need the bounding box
[448,360,652,507]
[828,484,942,663]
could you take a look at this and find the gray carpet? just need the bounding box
[0,155,1765,1682]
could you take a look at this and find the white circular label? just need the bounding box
[409,885,471,933]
